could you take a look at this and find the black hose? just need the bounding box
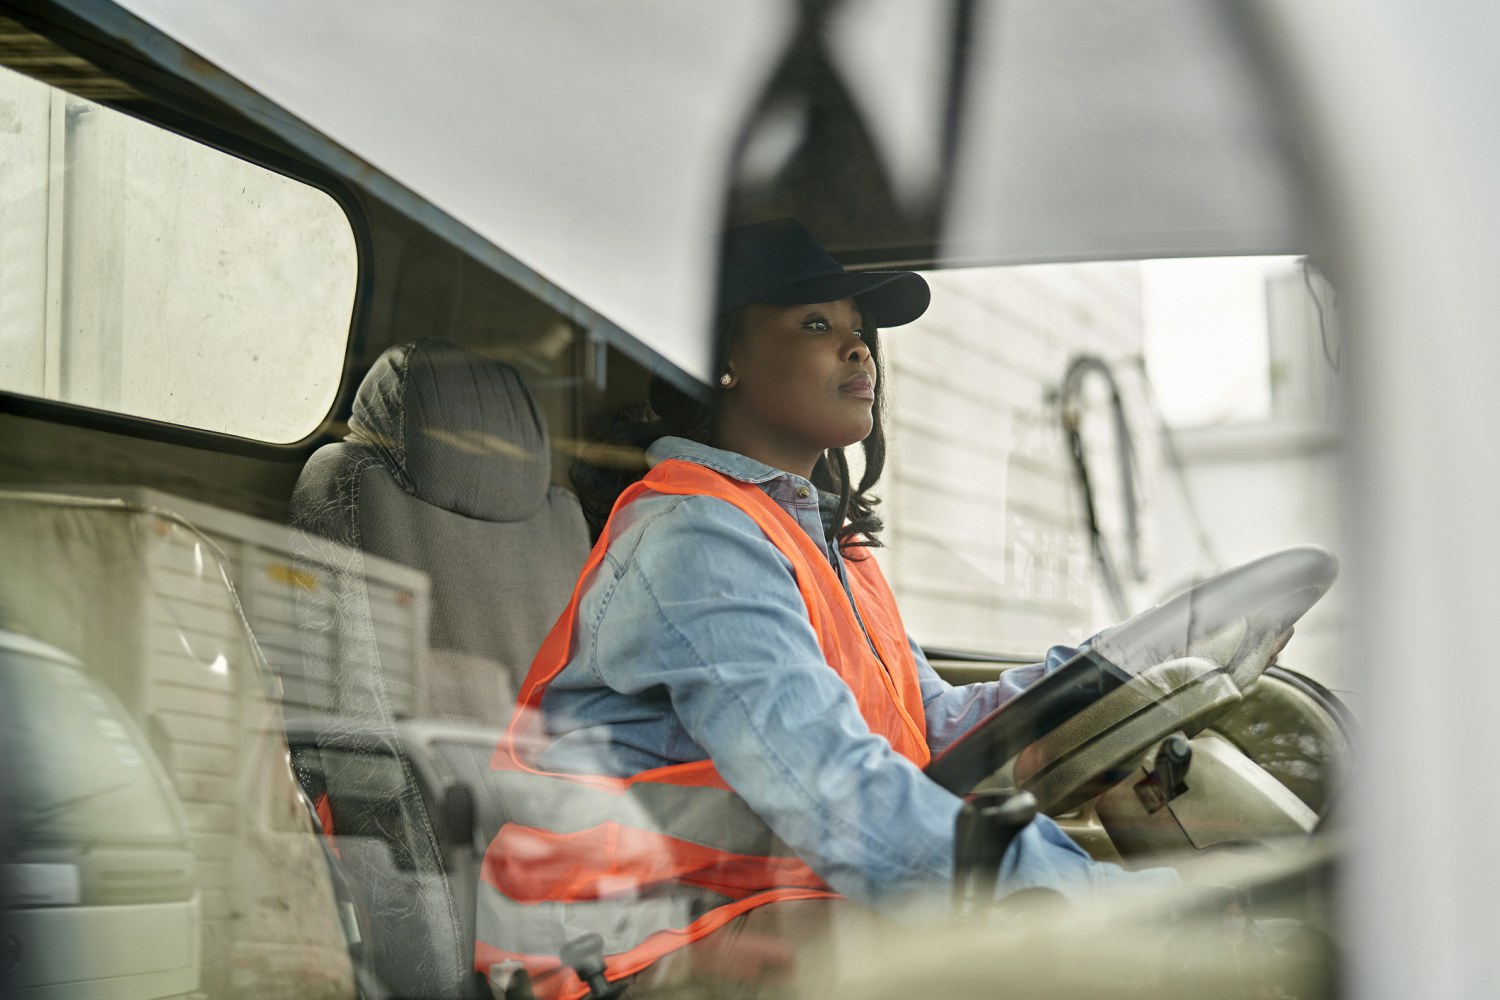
[1059,355,1143,619]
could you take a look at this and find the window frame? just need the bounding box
[0,36,371,459]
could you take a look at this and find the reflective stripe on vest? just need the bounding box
[475,460,929,999]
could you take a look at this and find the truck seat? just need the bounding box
[292,337,590,726]
[288,338,590,998]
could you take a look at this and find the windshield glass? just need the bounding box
[1,643,182,845]
[0,5,1359,998]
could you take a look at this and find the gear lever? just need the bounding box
[952,789,1038,918]
[560,934,627,999]
[1134,732,1193,814]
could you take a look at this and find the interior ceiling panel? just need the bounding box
[93,0,1309,384]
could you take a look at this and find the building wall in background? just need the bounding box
[878,263,1162,656]
[879,258,1347,695]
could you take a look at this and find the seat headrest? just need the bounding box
[346,340,552,522]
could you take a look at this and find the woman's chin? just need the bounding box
[831,421,875,449]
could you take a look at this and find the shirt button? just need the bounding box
[795,487,811,499]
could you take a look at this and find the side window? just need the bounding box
[0,65,357,443]
[1143,256,1340,428]
[881,258,1344,682]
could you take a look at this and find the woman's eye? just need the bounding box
[853,328,865,340]
[804,319,831,332]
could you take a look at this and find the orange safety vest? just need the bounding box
[475,459,930,999]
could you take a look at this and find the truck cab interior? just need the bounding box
[0,3,1358,998]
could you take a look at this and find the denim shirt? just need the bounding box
[537,437,1172,916]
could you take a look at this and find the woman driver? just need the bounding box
[475,219,1174,998]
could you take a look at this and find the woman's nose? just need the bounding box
[845,335,870,363]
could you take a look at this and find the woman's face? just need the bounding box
[715,297,876,477]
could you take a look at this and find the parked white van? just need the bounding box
[1,628,200,999]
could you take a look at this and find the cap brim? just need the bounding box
[761,271,931,328]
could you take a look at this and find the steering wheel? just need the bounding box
[925,545,1339,814]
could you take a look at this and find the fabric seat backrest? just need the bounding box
[287,339,591,998]
[292,337,590,725]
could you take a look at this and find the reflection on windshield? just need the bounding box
[1,643,182,845]
[3,783,129,841]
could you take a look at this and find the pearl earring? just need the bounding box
[719,373,733,387]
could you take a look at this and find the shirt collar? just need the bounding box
[646,436,812,489]
[646,437,844,543]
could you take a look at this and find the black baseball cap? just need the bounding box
[717,218,931,328]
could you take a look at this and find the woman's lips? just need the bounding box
[840,374,875,400]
